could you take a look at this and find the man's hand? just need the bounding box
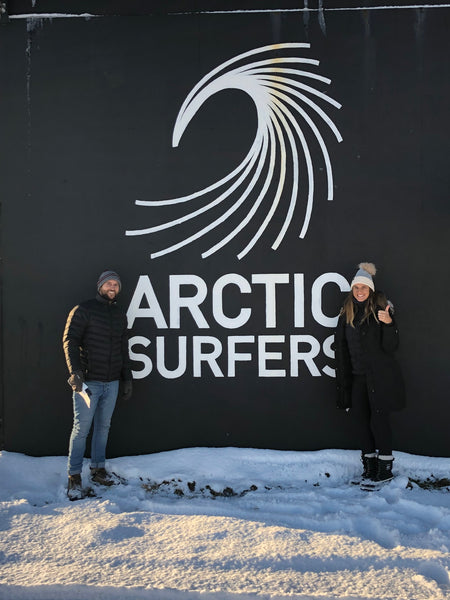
[121,380,133,401]
[68,371,84,392]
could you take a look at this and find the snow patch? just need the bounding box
[0,448,449,600]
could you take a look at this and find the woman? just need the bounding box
[334,263,405,486]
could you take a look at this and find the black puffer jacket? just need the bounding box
[334,296,406,412]
[63,294,132,382]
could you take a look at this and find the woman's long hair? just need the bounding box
[340,290,380,327]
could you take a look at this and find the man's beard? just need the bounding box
[101,290,117,301]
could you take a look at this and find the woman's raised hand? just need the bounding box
[378,304,393,325]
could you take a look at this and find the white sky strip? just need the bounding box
[10,5,450,19]
[126,43,343,258]
[174,5,450,15]
[10,13,99,19]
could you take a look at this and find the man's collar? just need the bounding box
[95,293,117,305]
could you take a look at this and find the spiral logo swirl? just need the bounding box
[126,43,343,260]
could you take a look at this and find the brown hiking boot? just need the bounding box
[90,467,114,486]
[67,474,84,500]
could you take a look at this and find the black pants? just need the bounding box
[351,375,392,455]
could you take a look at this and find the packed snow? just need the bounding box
[0,447,449,600]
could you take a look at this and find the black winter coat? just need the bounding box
[334,301,406,412]
[63,294,132,382]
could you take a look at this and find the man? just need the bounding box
[63,270,132,500]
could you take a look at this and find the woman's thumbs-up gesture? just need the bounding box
[378,304,393,325]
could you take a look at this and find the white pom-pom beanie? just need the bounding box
[351,262,376,292]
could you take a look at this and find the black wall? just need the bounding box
[1,2,449,457]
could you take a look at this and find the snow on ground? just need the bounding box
[0,447,449,600]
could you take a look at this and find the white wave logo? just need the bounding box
[126,43,343,260]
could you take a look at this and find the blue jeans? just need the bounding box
[67,380,119,475]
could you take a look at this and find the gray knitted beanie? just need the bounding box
[97,270,122,292]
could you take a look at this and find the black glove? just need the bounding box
[121,380,133,401]
[68,371,84,392]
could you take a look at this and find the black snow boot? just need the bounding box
[375,455,394,483]
[361,453,378,481]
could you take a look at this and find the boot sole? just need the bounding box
[67,486,97,501]
[360,477,393,491]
